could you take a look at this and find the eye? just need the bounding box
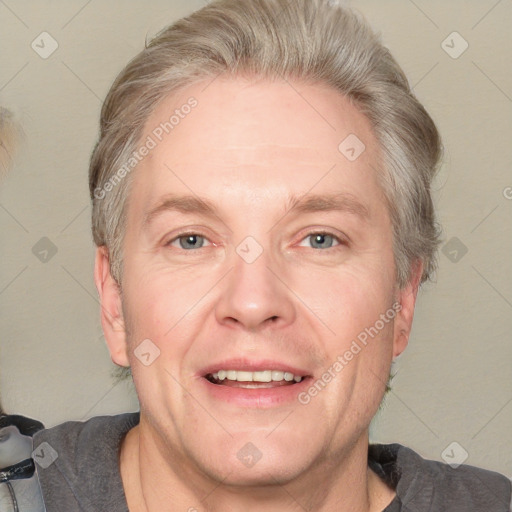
[167,233,212,250]
[298,231,343,250]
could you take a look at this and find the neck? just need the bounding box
[120,418,395,512]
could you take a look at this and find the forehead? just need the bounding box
[130,75,385,218]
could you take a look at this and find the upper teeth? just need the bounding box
[211,370,303,383]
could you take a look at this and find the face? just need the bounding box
[97,75,421,485]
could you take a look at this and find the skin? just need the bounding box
[95,75,422,512]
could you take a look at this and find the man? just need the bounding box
[32,0,511,510]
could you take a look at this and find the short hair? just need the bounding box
[89,0,442,289]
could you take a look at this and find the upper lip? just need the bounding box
[198,358,312,378]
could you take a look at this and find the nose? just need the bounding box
[214,240,296,331]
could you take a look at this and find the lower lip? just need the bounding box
[200,377,311,407]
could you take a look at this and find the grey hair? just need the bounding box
[89,0,442,289]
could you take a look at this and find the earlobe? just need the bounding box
[392,260,423,359]
[94,246,130,367]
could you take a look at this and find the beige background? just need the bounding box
[1,0,511,476]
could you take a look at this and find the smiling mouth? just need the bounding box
[205,369,307,388]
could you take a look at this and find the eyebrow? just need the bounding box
[284,192,369,220]
[143,191,370,228]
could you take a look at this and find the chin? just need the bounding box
[205,458,306,488]
[192,435,315,487]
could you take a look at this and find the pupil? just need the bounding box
[315,233,331,247]
[180,235,201,249]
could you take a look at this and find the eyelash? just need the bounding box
[165,230,346,251]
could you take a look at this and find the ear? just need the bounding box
[392,260,423,359]
[94,246,130,367]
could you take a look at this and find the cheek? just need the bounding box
[123,281,173,341]
[300,266,396,403]
[297,264,395,340]
[121,266,204,363]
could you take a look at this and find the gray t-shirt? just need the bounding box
[32,412,511,511]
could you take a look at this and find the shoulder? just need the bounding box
[379,443,511,511]
[32,412,139,511]
[32,412,140,477]
[33,411,139,441]
[33,412,139,460]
